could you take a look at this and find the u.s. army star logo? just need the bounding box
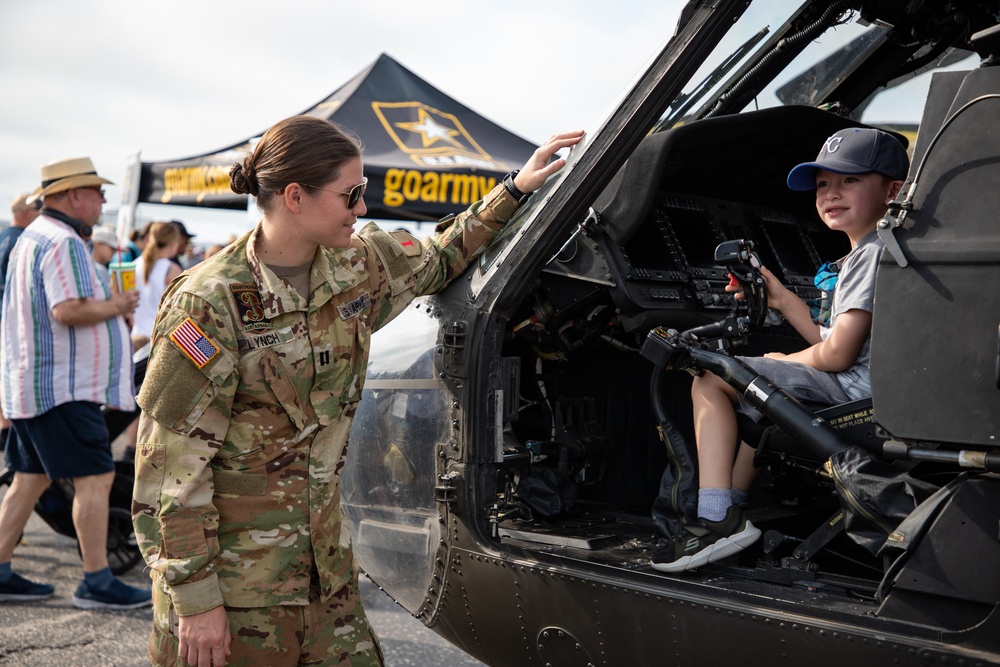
[372,102,508,171]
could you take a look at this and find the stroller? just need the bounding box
[0,345,149,575]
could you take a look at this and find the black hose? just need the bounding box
[705,0,853,118]
[686,347,864,459]
[887,28,959,81]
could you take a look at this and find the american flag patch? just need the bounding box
[170,318,220,368]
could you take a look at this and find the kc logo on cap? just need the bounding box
[822,136,844,154]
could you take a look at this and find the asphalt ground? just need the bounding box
[0,497,484,666]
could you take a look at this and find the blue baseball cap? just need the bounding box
[787,128,909,191]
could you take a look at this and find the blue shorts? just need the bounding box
[5,402,114,479]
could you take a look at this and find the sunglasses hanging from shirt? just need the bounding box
[810,261,840,326]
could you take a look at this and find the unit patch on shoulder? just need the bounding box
[229,283,271,332]
[170,318,221,368]
[337,292,372,321]
[388,230,423,257]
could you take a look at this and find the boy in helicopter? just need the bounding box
[652,127,909,572]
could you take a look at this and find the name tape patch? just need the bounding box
[238,327,293,354]
[337,292,372,321]
[170,318,220,368]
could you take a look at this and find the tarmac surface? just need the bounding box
[0,502,485,666]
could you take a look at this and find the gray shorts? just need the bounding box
[734,356,853,422]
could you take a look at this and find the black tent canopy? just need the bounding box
[136,54,537,221]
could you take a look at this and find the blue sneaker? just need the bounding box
[72,577,152,610]
[0,572,55,602]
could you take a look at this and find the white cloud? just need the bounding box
[0,0,684,230]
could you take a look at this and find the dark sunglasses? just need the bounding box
[303,177,368,208]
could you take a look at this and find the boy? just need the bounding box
[652,127,909,573]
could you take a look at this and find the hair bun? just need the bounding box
[230,159,260,197]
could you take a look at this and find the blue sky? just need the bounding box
[0,0,684,241]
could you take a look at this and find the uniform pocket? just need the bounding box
[139,340,235,436]
[344,325,370,406]
[259,347,313,431]
[310,314,368,426]
[132,443,167,563]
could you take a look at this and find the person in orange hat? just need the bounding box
[0,157,150,610]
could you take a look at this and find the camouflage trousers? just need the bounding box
[149,576,384,666]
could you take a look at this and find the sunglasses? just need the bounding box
[813,261,840,292]
[303,177,368,209]
[79,186,106,199]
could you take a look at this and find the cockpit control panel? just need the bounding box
[602,192,848,320]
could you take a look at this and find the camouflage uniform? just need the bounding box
[133,184,520,665]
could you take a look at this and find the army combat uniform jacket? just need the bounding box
[133,184,520,617]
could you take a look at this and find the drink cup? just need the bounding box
[108,261,137,293]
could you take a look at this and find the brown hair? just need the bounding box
[230,115,363,211]
[140,221,181,281]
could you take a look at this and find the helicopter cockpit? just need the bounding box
[487,26,1000,634]
[343,1,1000,662]
[496,105,893,558]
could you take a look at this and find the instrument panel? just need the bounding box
[602,192,849,319]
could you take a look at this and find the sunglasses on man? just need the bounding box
[303,177,368,209]
[78,186,106,199]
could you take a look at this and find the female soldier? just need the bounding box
[133,115,583,667]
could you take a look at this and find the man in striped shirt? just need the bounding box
[0,157,150,610]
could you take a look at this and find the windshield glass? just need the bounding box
[343,304,445,611]
[656,0,807,128]
[668,0,976,126]
[477,176,554,274]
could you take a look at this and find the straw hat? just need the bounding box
[25,157,113,205]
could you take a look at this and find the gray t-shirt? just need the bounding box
[819,230,884,399]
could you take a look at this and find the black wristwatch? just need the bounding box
[503,170,530,204]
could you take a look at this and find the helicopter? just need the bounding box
[342,0,1000,664]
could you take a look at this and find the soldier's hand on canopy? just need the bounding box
[513,130,585,194]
